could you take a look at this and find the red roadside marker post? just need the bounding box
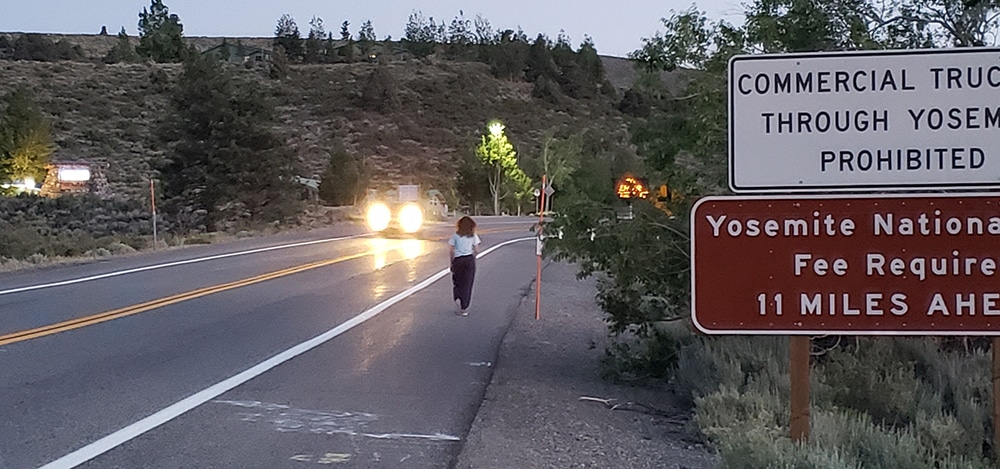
[535,175,547,320]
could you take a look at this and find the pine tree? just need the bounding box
[357,20,376,58]
[274,14,303,61]
[104,27,139,64]
[160,53,299,230]
[136,0,185,63]
[318,145,364,206]
[403,10,437,58]
[340,20,351,40]
[305,16,325,63]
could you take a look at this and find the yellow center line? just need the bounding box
[0,251,374,347]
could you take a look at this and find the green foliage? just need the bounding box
[274,14,303,62]
[474,122,530,215]
[0,86,54,186]
[158,52,301,232]
[104,27,140,64]
[548,200,690,333]
[136,0,186,63]
[318,146,365,206]
[745,0,881,52]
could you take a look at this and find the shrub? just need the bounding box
[678,334,995,468]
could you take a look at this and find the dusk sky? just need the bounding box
[0,0,746,58]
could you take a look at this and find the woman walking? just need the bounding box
[448,216,481,316]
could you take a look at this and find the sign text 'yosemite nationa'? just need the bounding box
[692,194,1000,334]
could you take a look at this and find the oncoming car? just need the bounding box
[364,185,426,235]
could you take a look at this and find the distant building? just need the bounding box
[201,41,271,64]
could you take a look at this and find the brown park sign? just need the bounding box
[691,193,1000,335]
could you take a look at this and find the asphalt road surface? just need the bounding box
[0,217,539,469]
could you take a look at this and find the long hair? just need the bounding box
[456,216,476,237]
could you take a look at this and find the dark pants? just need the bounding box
[451,254,476,309]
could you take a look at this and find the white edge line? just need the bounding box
[39,236,533,469]
[0,234,369,296]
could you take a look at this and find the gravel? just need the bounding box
[455,262,718,469]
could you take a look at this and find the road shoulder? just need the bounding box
[455,261,717,468]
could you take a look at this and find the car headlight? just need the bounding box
[398,203,424,233]
[366,202,391,232]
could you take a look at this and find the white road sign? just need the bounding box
[729,48,1000,192]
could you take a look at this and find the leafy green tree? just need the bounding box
[104,27,140,64]
[475,121,530,214]
[882,0,999,47]
[159,53,300,231]
[274,14,303,62]
[0,87,55,189]
[136,0,186,62]
[538,130,582,196]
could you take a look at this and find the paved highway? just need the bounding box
[0,217,539,468]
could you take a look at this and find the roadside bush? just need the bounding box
[0,194,155,260]
[675,334,994,468]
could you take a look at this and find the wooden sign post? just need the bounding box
[692,193,1000,443]
[789,336,810,442]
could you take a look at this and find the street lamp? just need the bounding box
[488,120,504,138]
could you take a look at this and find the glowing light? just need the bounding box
[366,202,391,232]
[616,176,649,200]
[367,238,389,270]
[58,168,91,182]
[398,203,423,234]
[400,239,423,260]
[488,121,504,137]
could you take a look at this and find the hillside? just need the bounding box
[0,34,638,202]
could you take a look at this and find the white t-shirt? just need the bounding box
[448,233,481,257]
